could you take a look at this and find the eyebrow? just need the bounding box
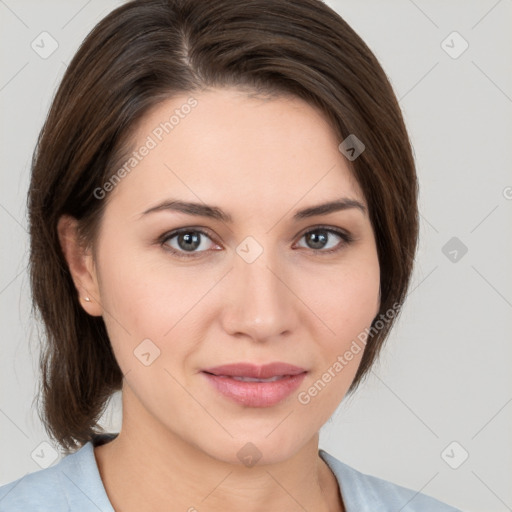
[141,197,367,223]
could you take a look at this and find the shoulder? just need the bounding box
[319,449,464,512]
[0,436,115,512]
[0,455,72,511]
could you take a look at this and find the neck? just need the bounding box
[94,388,344,512]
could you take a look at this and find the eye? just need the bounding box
[159,225,354,259]
[294,226,354,254]
[160,228,219,258]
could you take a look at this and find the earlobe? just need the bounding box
[57,215,103,317]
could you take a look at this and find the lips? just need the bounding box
[201,362,307,379]
[201,362,308,407]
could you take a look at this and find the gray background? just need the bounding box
[1,1,511,511]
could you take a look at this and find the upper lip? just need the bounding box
[202,362,307,379]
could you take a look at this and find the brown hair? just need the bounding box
[29,0,418,453]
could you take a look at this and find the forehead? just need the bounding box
[107,87,366,215]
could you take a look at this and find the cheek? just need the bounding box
[332,268,379,340]
[94,242,218,365]
[295,251,379,381]
[297,255,380,347]
[294,263,379,418]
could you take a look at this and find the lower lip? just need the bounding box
[202,372,307,407]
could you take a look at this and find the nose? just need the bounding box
[219,250,299,343]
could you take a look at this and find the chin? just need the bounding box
[199,427,316,468]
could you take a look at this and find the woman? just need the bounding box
[0,0,462,510]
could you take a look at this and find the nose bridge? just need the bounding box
[221,247,296,341]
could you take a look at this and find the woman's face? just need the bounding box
[84,87,380,464]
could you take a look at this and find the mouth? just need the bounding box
[200,362,308,407]
[201,362,307,379]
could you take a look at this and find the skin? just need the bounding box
[58,87,380,512]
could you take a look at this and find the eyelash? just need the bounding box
[158,225,355,259]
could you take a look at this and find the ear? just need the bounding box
[57,215,103,317]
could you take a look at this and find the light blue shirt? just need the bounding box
[0,433,462,511]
